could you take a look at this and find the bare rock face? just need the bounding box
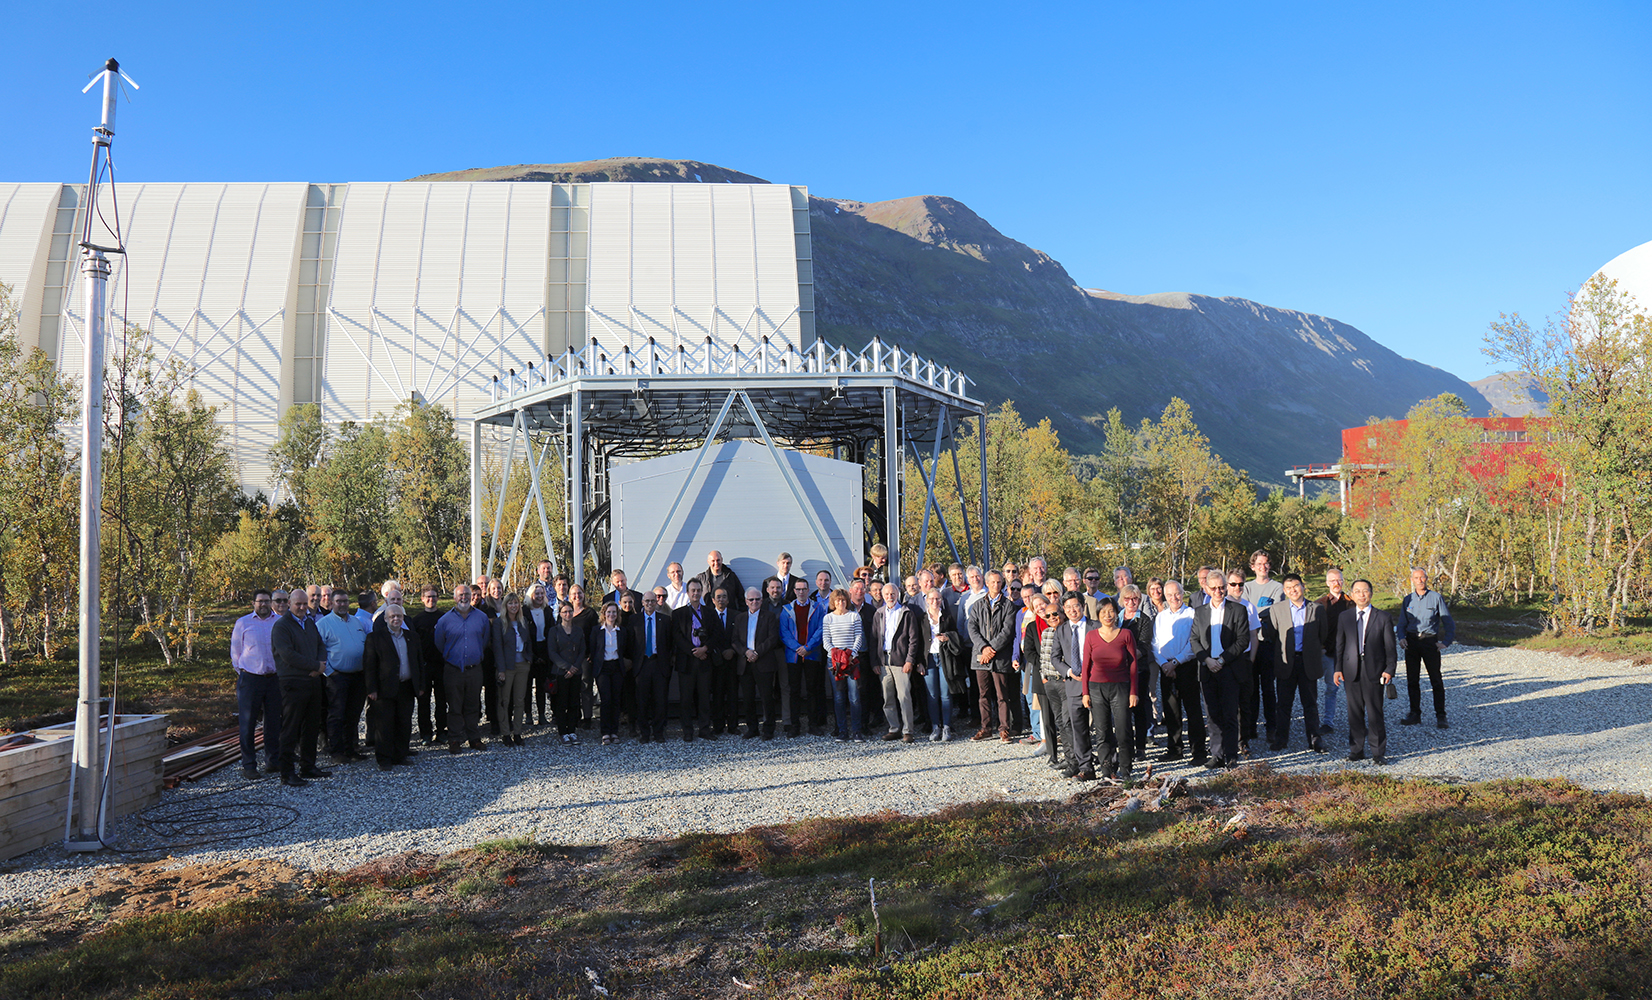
[1471,372,1548,416]
[416,158,1490,480]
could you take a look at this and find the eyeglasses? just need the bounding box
[1227,582,1243,589]
[1085,575,1100,582]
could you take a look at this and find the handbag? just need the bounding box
[830,646,860,682]
[1384,678,1399,700]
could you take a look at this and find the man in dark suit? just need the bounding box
[1190,571,1252,769]
[270,590,333,787]
[1265,573,1326,753]
[732,587,783,739]
[705,585,740,734]
[870,582,923,742]
[603,568,644,619]
[363,604,425,771]
[1047,591,1092,779]
[1334,578,1397,763]
[774,552,806,608]
[630,591,675,743]
[675,580,731,740]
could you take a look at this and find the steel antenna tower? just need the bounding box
[65,57,137,853]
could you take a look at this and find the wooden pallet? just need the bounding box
[0,715,168,861]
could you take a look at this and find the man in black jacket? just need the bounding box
[1334,579,1397,763]
[967,571,1018,741]
[705,585,740,734]
[672,580,718,740]
[409,585,447,745]
[731,587,783,739]
[1191,572,1252,769]
[630,591,675,743]
[269,590,332,787]
[695,550,743,618]
[364,604,424,771]
[871,582,923,742]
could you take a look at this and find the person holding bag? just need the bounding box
[822,589,866,742]
[491,593,534,746]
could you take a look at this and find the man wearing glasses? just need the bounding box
[1191,570,1250,769]
[230,589,283,780]
[1226,570,1269,755]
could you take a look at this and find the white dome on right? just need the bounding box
[1589,240,1652,313]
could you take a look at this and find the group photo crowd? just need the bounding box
[230,545,1457,788]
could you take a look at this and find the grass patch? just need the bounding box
[7,772,1651,998]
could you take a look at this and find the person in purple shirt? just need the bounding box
[433,583,493,752]
[230,589,283,780]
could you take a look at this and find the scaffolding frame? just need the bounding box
[469,336,991,588]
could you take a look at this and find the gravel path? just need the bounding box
[3,645,1648,906]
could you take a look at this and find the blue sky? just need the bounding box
[4,1,1647,382]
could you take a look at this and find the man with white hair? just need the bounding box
[373,580,403,621]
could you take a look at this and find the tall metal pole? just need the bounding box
[883,387,900,580]
[570,390,585,587]
[469,419,483,584]
[68,60,122,851]
[978,410,990,569]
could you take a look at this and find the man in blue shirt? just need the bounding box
[316,588,369,765]
[434,582,492,752]
[1399,568,1456,729]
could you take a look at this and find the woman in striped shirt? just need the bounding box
[821,589,865,742]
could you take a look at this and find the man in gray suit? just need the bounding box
[1333,579,1397,764]
[1266,573,1326,753]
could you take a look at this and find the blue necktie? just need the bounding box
[647,615,655,656]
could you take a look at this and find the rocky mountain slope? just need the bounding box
[1471,372,1548,416]
[416,158,1489,480]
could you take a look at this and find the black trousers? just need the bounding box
[1064,678,1093,769]
[739,667,780,735]
[530,666,552,723]
[678,660,715,736]
[800,656,827,727]
[781,658,807,728]
[480,659,499,734]
[553,670,582,735]
[369,679,415,766]
[635,664,670,738]
[417,669,450,742]
[1160,663,1205,758]
[1274,659,1322,747]
[277,674,325,777]
[325,671,367,756]
[1200,659,1241,763]
[444,663,484,742]
[1239,647,1279,741]
[618,668,639,733]
[1131,663,1154,755]
[1088,681,1134,776]
[236,670,282,769]
[1345,674,1388,757]
[710,656,739,733]
[1405,636,1446,718]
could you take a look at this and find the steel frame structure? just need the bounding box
[469,336,991,588]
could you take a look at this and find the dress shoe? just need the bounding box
[762,731,775,741]
[883,731,902,741]
[400,749,419,757]
[743,729,760,739]
[1268,739,1287,752]
[1203,757,1226,770]
[1162,747,1183,762]
[902,733,914,743]
[638,734,651,745]
[1436,716,1450,729]
[1309,739,1326,753]
[970,728,992,741]
[1373,755,1389,765]
[999,729,1013,743]
[1190,754,1209,768]
[469,738,486,751]
[1400,712,1422,726]
[1319,723,1334,736]
[281,774,309,788]
[1348,750,1366,761]
[262,762,280,774]
[449,741,463,754]
[682,732,694,742]
[378,763,394,772]
[300,767,333,779]
[241,767,260,780]
[1075,768,1097,782]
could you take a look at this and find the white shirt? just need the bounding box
[882,603,905,652]
[665,583,690,610]
[603,626,620,660]
[1208,597,1227,657]
[747,610,760,648]
[1152,605,1196,664]
[1070,620,1088,677]
[389,627,411,681]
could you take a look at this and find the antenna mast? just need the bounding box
[66,56,137,853]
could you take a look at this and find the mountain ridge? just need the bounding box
[415,157,1489,482]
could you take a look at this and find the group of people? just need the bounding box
[228,545,1456,789]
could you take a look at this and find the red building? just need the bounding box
[1287,417,1550,516]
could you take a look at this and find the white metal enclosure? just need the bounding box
[609,441,862,592]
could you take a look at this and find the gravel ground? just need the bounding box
[3,644,1648,906]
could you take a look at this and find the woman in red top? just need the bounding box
[1081,601,1141,784]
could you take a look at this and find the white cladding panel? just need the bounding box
[0,183,59,350]
[610,441,861,592]
[587,184,803,352]
[328,182,551,426]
